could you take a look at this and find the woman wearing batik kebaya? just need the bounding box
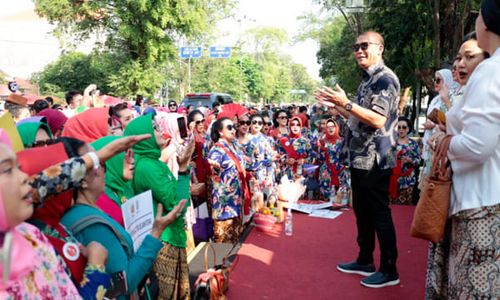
[269,109,289,140]
[317,119,348,200]
[187,109,212,201]
[389,117,420,205]
[207,118,248,243]
[277,116,313,180]
[245,114,276,187]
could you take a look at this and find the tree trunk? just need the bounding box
[431,0,441,68]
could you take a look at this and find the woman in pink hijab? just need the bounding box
[156,113,194,178]
[0,130,81,298]
[0,129,151,298]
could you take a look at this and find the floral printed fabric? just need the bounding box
[395,139,420,189]
[5,223,81,300]
[317,138,349,199]
[276,136,313,180]
[30,157,86,204]
[245,133,275,183]
[208,140,245,220]
[37,223,110,300]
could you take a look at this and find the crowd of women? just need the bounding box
[1,1,499,298]
[0,81,424,298]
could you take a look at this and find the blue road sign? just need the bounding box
[179,47,202,59]
[209,46,232,58]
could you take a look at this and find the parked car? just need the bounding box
[180,93,233,109]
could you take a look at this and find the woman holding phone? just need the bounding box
[125,114,194,299]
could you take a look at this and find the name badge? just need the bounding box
[63,242,80,261]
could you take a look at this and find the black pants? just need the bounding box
[350,166,398,275]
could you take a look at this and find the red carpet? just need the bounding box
[226,205,428,299]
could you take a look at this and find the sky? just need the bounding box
[0,0,323,80]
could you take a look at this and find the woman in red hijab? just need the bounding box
[37,109,68,137]
[62,107,111,143]
[276,116,313,180]
[316,119,349,200]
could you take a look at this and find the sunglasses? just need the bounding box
[239,120,251,126]
[153,122,162,133]
[195,119,205,125]
[398,126,408,130]
[31,139,56,148]
[169,104,177,108]
[252,120,263,125]
[352,42,379,52]
[277,116,288,120]
[434,78,442,84]
[264,122,272,126]
[226,124,236,131]
[290,123,300,127]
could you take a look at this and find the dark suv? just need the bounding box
[180,93,233,109]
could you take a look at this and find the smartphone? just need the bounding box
[177,117,188,139]
[105,271,128,298]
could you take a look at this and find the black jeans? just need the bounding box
[350,166,398,275]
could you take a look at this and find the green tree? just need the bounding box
[34,0,235,96]
[33,51,120,96]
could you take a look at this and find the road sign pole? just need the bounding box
[188,58,191,93]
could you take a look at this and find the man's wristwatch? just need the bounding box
[344,101,353,111]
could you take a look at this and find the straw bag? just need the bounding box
[410,135,452,243]
[193,243,238,300]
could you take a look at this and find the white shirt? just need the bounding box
[446,47,500,215]
[422,95,443,160]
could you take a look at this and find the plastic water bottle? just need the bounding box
[329,188,337,203]
[296,164,303,176]
[285,208,293,236]
[340,186,349,205]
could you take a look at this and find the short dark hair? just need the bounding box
[250,113,263,123]
[65,91,81,105]
[52,104,62,110]
[398,116,413,132]
[359,31,385,46]
[462,31,490,58]
[4,101,26,119]
[44,96,54,106]
[54,137,86,158]
[33,99,50,114]
[110,102,129,118]
[299,106,307,113]
[187,109,204,125]
[135,95,143,106]
[273,109,288,127]
[211,117,230,143]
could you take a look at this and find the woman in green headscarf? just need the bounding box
[91,136,136,227]
[17,121,53,148]
[124,114,193,300]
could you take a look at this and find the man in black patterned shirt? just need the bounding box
[316,31,400,288]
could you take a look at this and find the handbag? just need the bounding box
[193,243,238,300]
[193,203,214,242]
[410,135,452,243]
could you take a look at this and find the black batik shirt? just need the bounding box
[346,61,400,170]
